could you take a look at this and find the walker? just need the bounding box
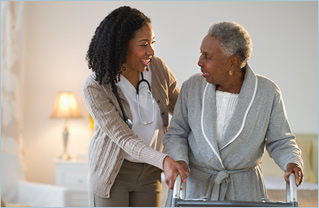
[172,174,298,207]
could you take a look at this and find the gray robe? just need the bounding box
[163,64,303,205]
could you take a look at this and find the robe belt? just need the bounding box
[190,162,256,200]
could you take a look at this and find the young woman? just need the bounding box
[83,6,188,207]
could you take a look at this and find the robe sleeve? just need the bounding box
[163,81,190,164]
[265,88,303,171]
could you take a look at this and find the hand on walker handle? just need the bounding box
[177,160,189,173]
[284,163,303,186]
[163,156,189,189]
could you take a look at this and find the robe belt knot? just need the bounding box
[190,162,256,200]
[214,170,230,184]
[209,170,231,200]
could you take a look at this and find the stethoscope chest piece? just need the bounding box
[126,118,133,129]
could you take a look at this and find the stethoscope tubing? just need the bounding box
[136,72,155,125]
[112,71,155,128]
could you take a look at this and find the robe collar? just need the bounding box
[200,64,258,169]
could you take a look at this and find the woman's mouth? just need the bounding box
[141,59,151,67]
[202,72,210,77]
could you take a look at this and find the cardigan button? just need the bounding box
[162,112,165,116]
[157,100,160,103]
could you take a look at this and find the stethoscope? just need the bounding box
[136,72,155,125]
[111,70,155,129]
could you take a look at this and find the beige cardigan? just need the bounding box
[82,56,179,198]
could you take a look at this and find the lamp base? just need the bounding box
[59,153,71,160]
[59,125,71,160]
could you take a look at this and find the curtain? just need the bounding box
[1,1,26,203]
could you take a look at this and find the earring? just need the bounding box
[229,70,232,76]
[120,64,126,72]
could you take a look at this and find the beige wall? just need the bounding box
[21,1,318,184]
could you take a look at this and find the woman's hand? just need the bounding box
[177,160,189,173]
[163,156,189,189]
[284,163,303,186]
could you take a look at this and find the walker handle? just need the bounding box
[286,173,298,202]
[172,175,186,198]
[173,175,181,199]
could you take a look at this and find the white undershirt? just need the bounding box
[116,67,164,163]
[215,90,239,146]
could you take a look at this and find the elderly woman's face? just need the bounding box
[198,35,232,85]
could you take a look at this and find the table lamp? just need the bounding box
[50,92,82,160]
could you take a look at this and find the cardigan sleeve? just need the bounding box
[163,81,191,165]
[82,76,167,170]
[265,89,303,171]
[152,57,180,116]
[165,62,180,115]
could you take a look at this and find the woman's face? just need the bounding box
[125,23,155,74]
[198,34,232,85]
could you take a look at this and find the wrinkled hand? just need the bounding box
[177,160,189,173]
[163,156,189,189]
[284,163,303,186]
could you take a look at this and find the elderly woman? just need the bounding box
[163,22,303,203]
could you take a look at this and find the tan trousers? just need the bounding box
[89,160,162,207]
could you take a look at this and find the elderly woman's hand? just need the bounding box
[177,160,189,173]
[163,156,189,189]
[284,163,303,186]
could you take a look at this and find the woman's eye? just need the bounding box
[200,52,211,60]
[140,43,148,47]
[140,41,155,47]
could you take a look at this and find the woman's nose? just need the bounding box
[198,55,203,66]
[147,44,155,56]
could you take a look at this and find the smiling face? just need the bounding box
[125,23,155,75]
[198,34,232,85]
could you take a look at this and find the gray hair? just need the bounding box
[208,22,252,66]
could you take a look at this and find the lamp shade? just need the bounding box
[51,92,82,118]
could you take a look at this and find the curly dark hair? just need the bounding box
[86,6,151,85]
